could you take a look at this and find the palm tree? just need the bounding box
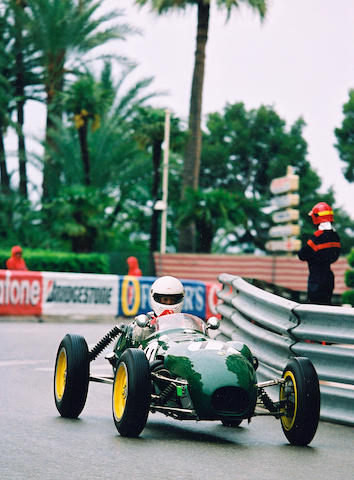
[65,72,102,186]
[132,108,166,256]
[0,10,12,191]
[132,106,184,272]
[135,0,268,251]
[0,97,11,192]
[24,0,134,200]
[11,0,31,198]
[2,0,41,197]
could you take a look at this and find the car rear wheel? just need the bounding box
[54,334,89,418]
[280,357,320,446]
[112,348,151,437]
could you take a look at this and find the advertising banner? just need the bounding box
[42,272,119,316]
[182,279,207,318]
[0,271,211,320]
[0,270,43,316]
[118,276,207,318]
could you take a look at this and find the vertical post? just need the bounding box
[160,109,171,254]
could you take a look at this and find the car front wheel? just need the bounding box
[54,334,89,418]
[112,348,151,437]
[280,357,320,446]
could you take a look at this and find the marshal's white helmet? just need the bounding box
[150,276,185,316]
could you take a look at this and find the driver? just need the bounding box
[132,276,185,342]
[150,275,185,317]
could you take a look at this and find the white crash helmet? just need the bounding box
[150,276,185,316]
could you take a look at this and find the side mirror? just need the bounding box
[206,316,220,330]
[135,314,150,328]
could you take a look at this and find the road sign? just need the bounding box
[265,238,301,252]
[271,193,299,209]
[269,224,300,238]
[272,209,299,224]
[268,167,301,253]
[270,174,299,195]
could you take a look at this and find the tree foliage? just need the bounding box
[43,185,115,252]
[177,187,261,252]
[196,102,352,253]
[335,89,354,182]
[38,63,162,253]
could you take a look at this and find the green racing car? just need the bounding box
[54,312,320,446]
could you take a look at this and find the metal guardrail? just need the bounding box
[216,273,354,426]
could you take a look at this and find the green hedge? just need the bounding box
[342,247,354,306]
[109,249,152,276]
[0,249,110,274]
[342,290,354,307]
[348,249,354,268]
[345,269,354,289]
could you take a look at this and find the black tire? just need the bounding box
[280,357,320,446]
[54,334,89,418]
[112,348,151,437]
[221,418,243,428]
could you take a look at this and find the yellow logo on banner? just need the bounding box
[121,276,141,316]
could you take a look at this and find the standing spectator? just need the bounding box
[126,256,142,277]
[6,246,28,271]
[298,202,341,305]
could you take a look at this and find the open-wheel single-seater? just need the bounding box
[54,313,320,446]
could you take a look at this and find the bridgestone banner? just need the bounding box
[41,272,119,316]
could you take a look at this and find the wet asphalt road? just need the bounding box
[0,321,353,480]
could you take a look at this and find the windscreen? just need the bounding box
[154,313,206,335]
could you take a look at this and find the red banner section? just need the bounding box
[205,282,221,319]
[0,270,43,316]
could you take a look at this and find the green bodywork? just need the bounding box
[113,314,258,421]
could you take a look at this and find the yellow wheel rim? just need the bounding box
[55,348,67,401]
[280,370,298,430]
[113,364,128,421]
